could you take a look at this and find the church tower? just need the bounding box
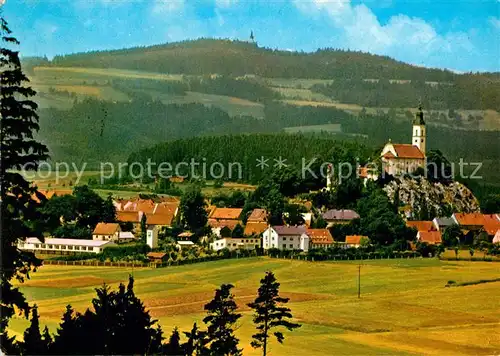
[412,105,426,155]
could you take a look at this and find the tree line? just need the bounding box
[4,272,300,356]
[45,38,460,82]
[312,78,500,111]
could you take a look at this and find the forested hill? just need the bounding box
[30,38,467,81]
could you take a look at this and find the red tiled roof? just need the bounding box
[147,252,167,259]
[454,213,485,226]
[208,219,242,229]
[307,229,334,245]
[418,231,442,245]
[382,151,396,159]
[93,223,120,235]
[345,235,367,245]
[117,211,141,223]
[247,209,268,222]
[32,189,73,203]
[244,222,268,236]
[209,208,243,220]
[406,221,435,232]
[392,144,425,159]
[146,213,175,226]
[483,214,500,235]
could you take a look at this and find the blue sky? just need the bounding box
[2,0,499,72]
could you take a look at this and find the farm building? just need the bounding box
[210,237,261,251]
[416,231,442,245]
[243,222,268,236]
[344,235,369,248]
[321,209,359,227]
[406,221,436,232]
[92,223,121,241]
[432,217,456,231]
[306,229,334,249]
[177,241,195,250]
[262,226,309,251]
[18,237,115,254]
[147,252,168,263]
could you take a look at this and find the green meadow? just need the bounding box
[10,258,500,355]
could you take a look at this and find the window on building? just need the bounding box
[18,243,24,248]
[421,139,424,142]
[68,246,73,250]
[48,245,53,249]
[289,244,293,248]
[232,243,237,247]
[283,237,286,241]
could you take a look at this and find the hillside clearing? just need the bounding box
[10,258,500,355]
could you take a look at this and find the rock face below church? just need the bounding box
[383,177,480,218]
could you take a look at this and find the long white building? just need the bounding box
[18,237,116,254]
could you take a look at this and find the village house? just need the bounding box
[19,237,115,254]
[210,237,261,251]
[416,230,442,245]
[432,216,456,231]
[146,252,168,263]
[208,207,243,237]
[306,229,334,249]
[247,208,268,222]
[177,241,195,250]
[344,235,369,248]
[262,226,309,252]
[92,223,121,241]
[177,232,194,241]
[321,209,360,227]
[118,231,136,242]
[493,230,500,244]
[244,221,268,236]
[452,213,500,238]
[406,221,436,232]
[115,197,179,231]
[380,106,426,176]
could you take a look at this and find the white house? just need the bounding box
[210,237,261,252]
[18,237,116,254]
[92,223,121,241]
[262,226,309,252]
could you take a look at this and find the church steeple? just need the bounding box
[412,105,426,154]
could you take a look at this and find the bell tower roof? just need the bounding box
[413,105,425,125]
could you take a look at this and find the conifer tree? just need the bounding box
[247,272,301,356]
[164,327,183,355]
[23,305,46,355]
[42,326,53,354]
[1,15,49,346]
[183,322,208,356]
[141,213,148,242]
[203,284,242,356]
[52,305,78,355]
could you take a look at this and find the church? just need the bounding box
[380,107,426,176]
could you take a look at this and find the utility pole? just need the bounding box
[357,264,361,299]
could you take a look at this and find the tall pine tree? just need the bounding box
[247,272,301,356]
[1,15,49,348]
[203,284,242,356]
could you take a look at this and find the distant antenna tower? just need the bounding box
[250,30,255,43]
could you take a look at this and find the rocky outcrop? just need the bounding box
[384,177,480,219]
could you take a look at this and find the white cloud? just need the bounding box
[489,16,500,30]
[152,0,185,14]
[293,0,474,63]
